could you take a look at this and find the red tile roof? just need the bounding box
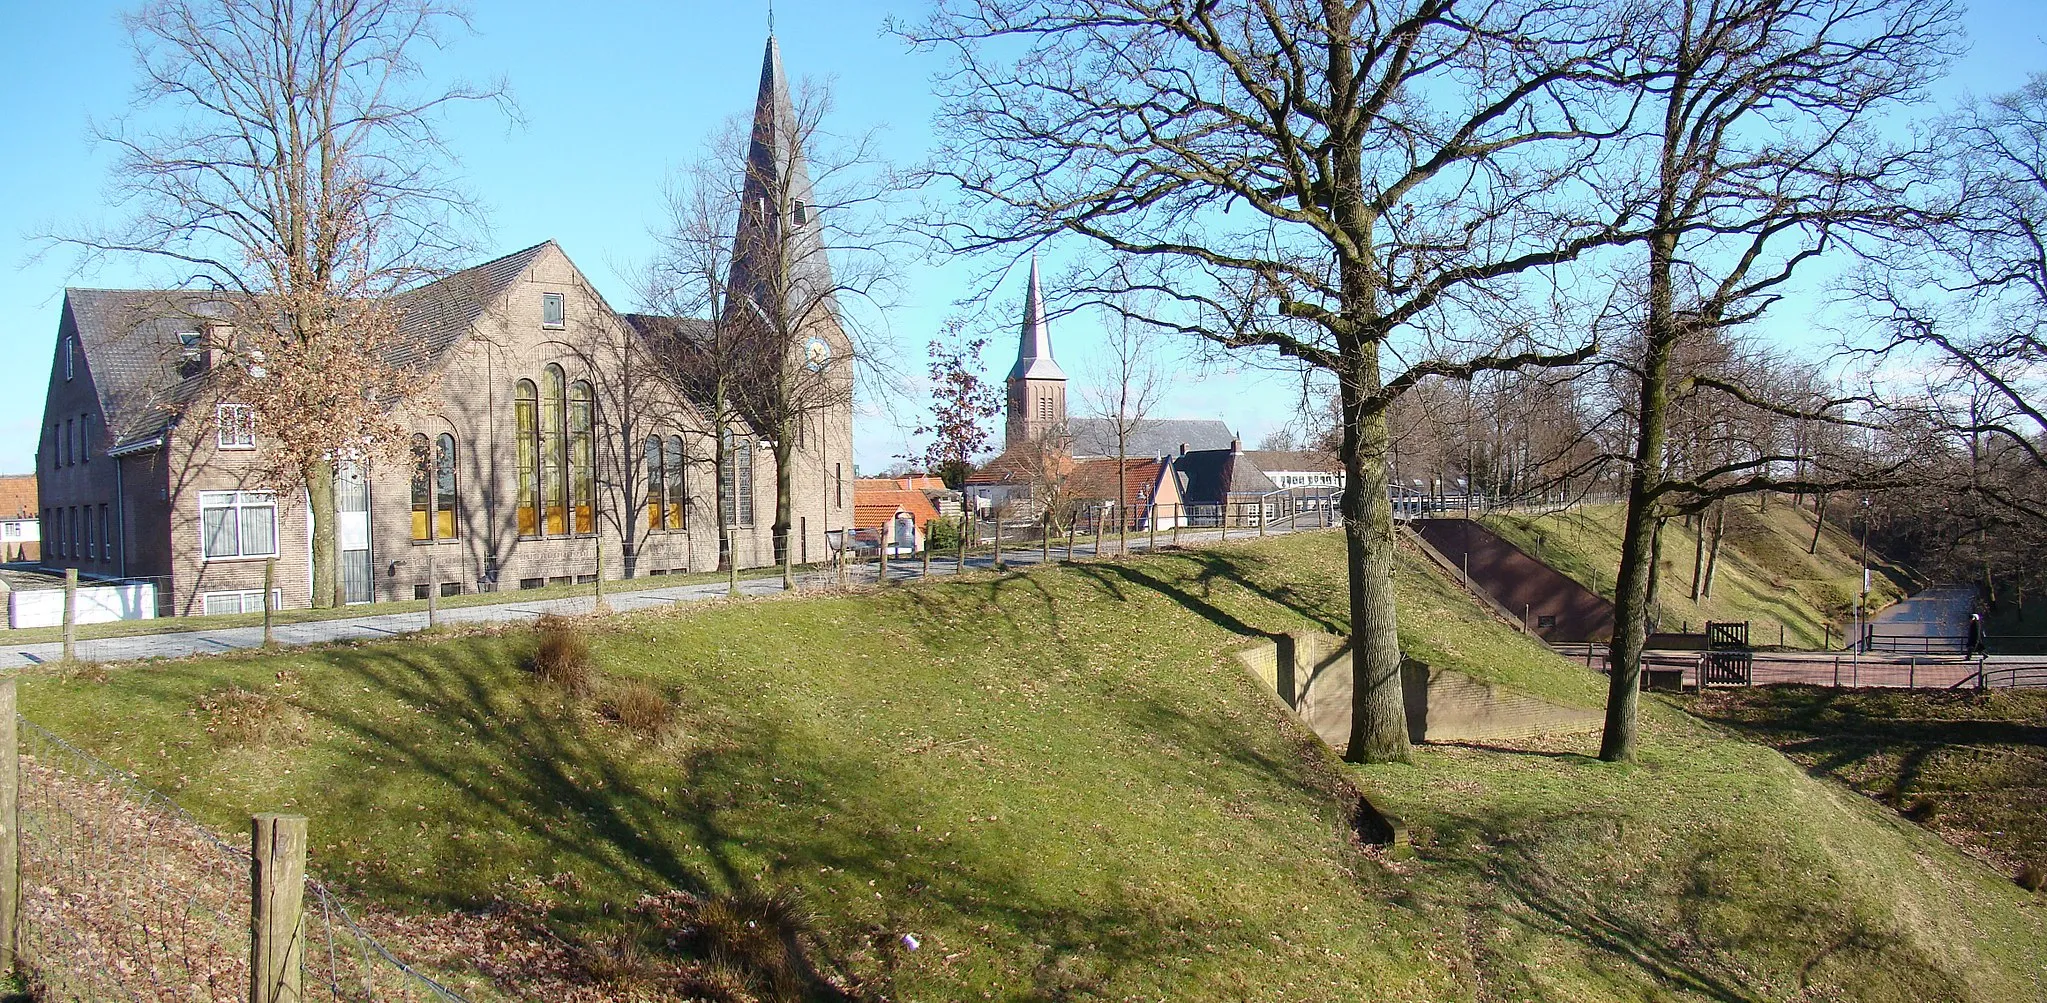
[1067,458,1163,513]
[852,481,941,531]
[0,476,35,520]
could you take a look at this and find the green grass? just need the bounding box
[1693,686,2047,880]
[17,531,2046,1001]
[1485,499,1915,648]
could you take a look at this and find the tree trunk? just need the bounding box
[1808,492,1827,555]
[1689,511,1708,601]
[304,459,337,609]
[1600,233,1679,763]
[1338,373,1409,764]
[1701,501,1726,598]
[1644,518,1667,633]
[773,434,795,589]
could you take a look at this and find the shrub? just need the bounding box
[531,614,592,695]
[599,680,674,737]
[924,516,962,553]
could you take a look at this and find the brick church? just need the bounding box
[35,34,854,616]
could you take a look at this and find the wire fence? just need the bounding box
[16,717,482,1002]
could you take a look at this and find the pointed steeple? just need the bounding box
[728,33,835,330]
[1004,256,1069,449]
[1007,257,1067,381]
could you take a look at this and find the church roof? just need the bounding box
[1240,449,1342,473]
[727,35,836,333]
[1006,257,1066,382]
[60,242,553,451]
[1069,418,1235,459]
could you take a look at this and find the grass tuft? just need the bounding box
[530,614,593,695]
[598,679,674,737]
[191,685,302,747]
[2019,862,2045,893]
[692,887,817,1003]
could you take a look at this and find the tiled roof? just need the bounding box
[852,481,940,531]
[1173,448,1277,505]
[963,445,1071,486]
[0,476,35,520]
[1241,449,1342,473]
[388,242,553,367]
[63,288,235,448]
[1066,457,1162,512]
[62,243,552,450]
[1069,418,1234,459]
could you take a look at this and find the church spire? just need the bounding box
[1006,256,1066,382]
[728,31,834,329]
[1004,256,1069,449]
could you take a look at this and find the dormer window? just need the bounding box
[178,332,201,348]
[541,292,565,330]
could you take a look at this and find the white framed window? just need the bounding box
[200,491,277,559]
[63,337,74,381]
[217,403,255,449]
[201,589,282,616]
[541,292,565,329]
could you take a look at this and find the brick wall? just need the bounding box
[1411,518,1616,643]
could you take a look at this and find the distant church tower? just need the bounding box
[1005,258,1068,448]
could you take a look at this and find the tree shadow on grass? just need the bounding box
[224,620,1293,1000]
[1415,801,1972,1003]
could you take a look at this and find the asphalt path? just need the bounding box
[1865,584,1979,652]
[0,520,1337,669]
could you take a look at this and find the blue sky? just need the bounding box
[1,1,2040,476]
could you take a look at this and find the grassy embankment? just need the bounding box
[1697,686,2047,886]
[1486,499,1915,648]
[19,531,2046,1001]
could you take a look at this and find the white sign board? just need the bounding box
[10,583,159,629]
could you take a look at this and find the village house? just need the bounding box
[35,36,853,617]
[965,260,1336,529]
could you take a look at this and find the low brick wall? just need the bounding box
[1237,630,1601,746]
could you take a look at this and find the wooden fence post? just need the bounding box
[250,813,308,1003]
[423,551,438,628]
[1066,519,1076,560]
[957,512,970,572]
[1173,506,1181,547]
[922,522,932,579]
[1148,509,1158,553]
[594,537,607,610]
[1094,511,1103,556]
[263,559,278,646]
[992,515,1003,570]
[0,674,17,977]
[61,569,77,664]
[1042,516,1051,565]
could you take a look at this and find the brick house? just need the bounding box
[35,35,853,617]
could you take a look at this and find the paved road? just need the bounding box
[0,520,1337,669]
[1865,584,1979,652]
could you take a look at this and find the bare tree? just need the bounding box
[51,0,506,607]
[900,0,1640,762]
[638,138,765,597]
[1082,300,1167,553]
[1594,0,1957,761]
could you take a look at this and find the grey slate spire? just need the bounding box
[1007,257,1066,381]
[727,33,835,331]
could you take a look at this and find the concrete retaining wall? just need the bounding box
[1238,630,1601,746]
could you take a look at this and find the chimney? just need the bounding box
[1230,436,1242,454]
[1179,442,1189,456]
